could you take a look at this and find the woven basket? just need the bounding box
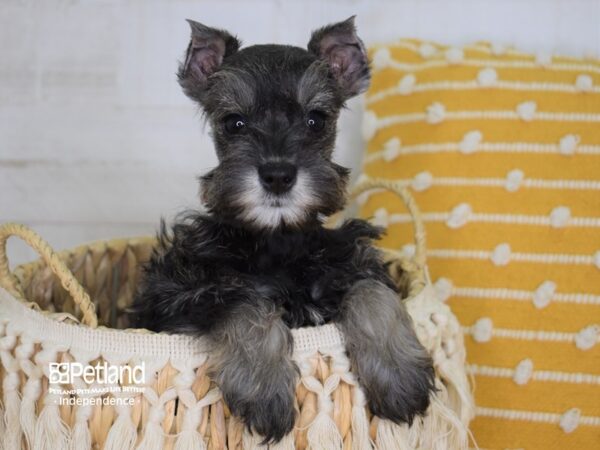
[0,177,474,450]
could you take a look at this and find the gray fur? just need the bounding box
[297,60,339,117]
[208,300,298,443]
[206,68,256,117]
[336,279,435,424]
[177,18,370,230]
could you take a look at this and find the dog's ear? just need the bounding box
[178,20,240,101]
[307,16,370,98]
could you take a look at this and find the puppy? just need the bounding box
[131,17,435,443]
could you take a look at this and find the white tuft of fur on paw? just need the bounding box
[411,171,433,192]
[505,169,524,192]
[372,48,391,70]
[513,359,534,385]
[362,110,378,141]
[459,130,482,154]
[477,67,498,86]
[372,208,389,227]
[446,203,472,229]
[575,325,599,350]
[560,408,581,434]
[559,134,580,155]
[445,47,464,64]
[491,243,511,266]
[473,317,493,343]
[517,101,537,121]
[533,280,556,309]
[550,206,571,228]
[419,42,437,58]
[382,137,401,161]
[535,50,552,67]
[434,278,453,302]
[575,74,593,92]
[398,73,416,95]
[426,102,446,124]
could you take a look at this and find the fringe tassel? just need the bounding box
[373,392,470,450]
[351,389,372,450]
[306,411,343,450]
[70,422,92,450]
[3,372,23,450]
[242,429,262,450]
[69,405,93,450]
[103,408,137,450]
[405,417,422,449]
[0,398,6,450]
[174,429,206,450]
[422,393,469,450]
[241,430,295,450]
[137,388,178,450]
[136,413,166,450]
[33,398,69,450]
[19,396,36,449]
[375,420,411,450]
[20,379,42,449]
[272,433,295,450]
[438,359,475,425]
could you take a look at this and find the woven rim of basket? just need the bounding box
[0,176,427,333]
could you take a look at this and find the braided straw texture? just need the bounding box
[0,177,474,449]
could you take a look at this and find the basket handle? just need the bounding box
[0,181,423,329]
[351,176,428,287]
[0,223,98,328]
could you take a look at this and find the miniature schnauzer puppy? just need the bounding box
[131,17,435,443]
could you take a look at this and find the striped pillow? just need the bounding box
[359,40,600,449]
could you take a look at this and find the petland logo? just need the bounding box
[49,362,145,385]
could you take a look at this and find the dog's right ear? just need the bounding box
[178,20,240,102]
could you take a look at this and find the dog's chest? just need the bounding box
[235,229,360,327]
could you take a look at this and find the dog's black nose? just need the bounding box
[258,162,297,195]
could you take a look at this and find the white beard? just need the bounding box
[237,169,315,229]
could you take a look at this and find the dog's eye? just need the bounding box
[223,114,246,133]
[306,111,326,132]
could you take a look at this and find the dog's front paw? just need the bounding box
[238,381,297,443]
[339,280,436,425]
[353,329,435,425]
[356,342,435,425]
[219,361,298,443]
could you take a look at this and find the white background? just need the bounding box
[2,0,600,266]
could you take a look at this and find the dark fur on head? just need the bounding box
[131,17,434,444]
[177,16,369,230]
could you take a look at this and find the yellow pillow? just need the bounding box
[360,40,600,450]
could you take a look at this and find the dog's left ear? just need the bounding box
[308,16,370,98]
[178,20,240,102]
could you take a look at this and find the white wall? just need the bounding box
[2,0,600,266]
